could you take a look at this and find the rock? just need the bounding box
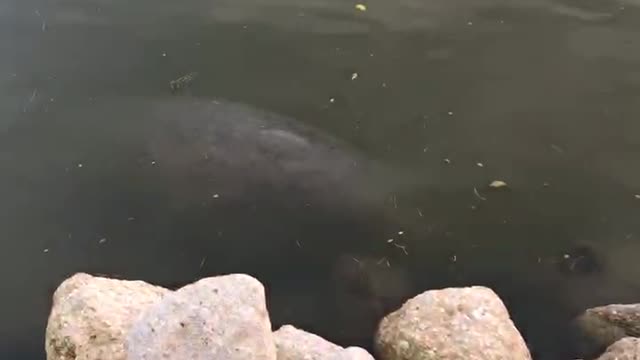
[374,286,531,360]
[45,273,169,360]
[273,325,374,360]
[126,273,276,360]
[595,337,640,360]
[574,304,640,350]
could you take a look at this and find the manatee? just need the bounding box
[0,96,418,283]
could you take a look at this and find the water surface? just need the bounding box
[2,0,640,359]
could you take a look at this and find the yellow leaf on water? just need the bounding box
[355,4,367,11]
[489,180,508,189]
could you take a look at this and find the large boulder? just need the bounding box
[126,273,276,360]
[45,273,169,360]
[273,325,374,360]
[595,337,640,360]
[374,286,531,360]
[574,304,640,350]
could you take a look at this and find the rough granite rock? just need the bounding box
[45,273,169,360]
[595,337,640,360]
[274,325,374,360]
[374,286,532,360]
[126,273,276,360]
[575,304,640,350]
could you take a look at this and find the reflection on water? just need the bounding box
[2,0,640,358]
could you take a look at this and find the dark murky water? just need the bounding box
[3,0,640,359]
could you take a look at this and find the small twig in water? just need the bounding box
[416,208,423,217]
[35,10,46,32]
[199,257,207,268]
[551,144,564,153]
[394,243,409,255]
[473,187,487,201]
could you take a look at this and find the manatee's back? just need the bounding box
[0,96,407,275]
[142,97,392,213]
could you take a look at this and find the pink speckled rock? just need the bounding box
[45,273,169,360]
[126,274,276,360]
[274,325,374,360]
[575,303,640,350]
[374,286,531,360]
[595,337,640,360]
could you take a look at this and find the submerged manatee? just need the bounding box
[1,96,417,281]
[0,95,426,356]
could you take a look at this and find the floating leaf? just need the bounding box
[489,180,508,189]
[355,4,367,11]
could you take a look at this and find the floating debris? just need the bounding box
[635,194,640,200]
[451,254,457,262]
[199,257,207,268]
[443,158,451,164]
[398,230,404,235]
[77,163,83,168]
[476,162,484,168]
[467,21,473,25]
[489,180,508,189]
[351,72,359,81]
[387,238,395,243]
[169,72,198,93]
[473,187,487,201]
[212,194,220,199]
[394,243,409,255]
[98,238,107,244]
[295,240,302,248]
[416,208,423,217]
[35,10,46,32]
[127,217,136,221]
[377,257,387,265]
[447,111,454,116]
[43,248,49,253]
[329,97,335,103]
[355,4,367,11]
[29,89,38,103]
[543,182,550,187]
[550,144,565,153]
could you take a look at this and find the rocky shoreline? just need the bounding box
[45,273,640,360]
